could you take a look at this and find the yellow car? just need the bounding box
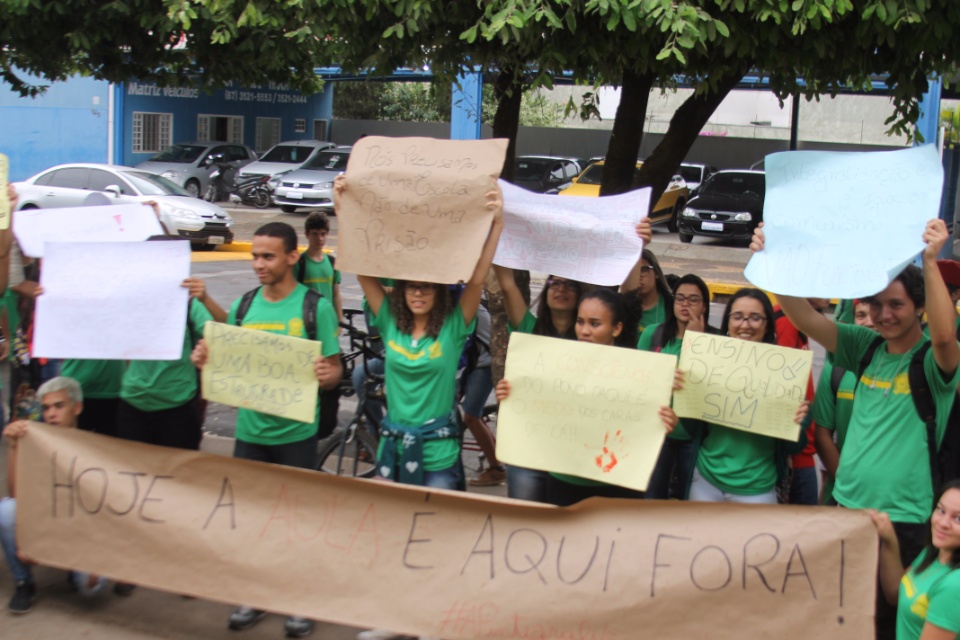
[558,161,690,231]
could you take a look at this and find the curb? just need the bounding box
[217,242,330,254]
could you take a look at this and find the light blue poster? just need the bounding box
[745,145,944,297]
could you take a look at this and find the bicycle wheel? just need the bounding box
[315,422,378,478]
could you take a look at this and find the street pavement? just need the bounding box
[0,204,808,639]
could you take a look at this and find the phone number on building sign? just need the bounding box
[224,90,308,105]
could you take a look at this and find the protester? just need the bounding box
[637,274,714,500]
[872,480,960,640]
[683,288,810,503]
[460,300,505,487]
[60,359,123,437]
[1,377,110,614]
[622,247,673,338]
[191,221,342,638]
[496,288,676,506]
[754,220,960,640]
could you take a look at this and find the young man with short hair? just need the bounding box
[192,221,342,638]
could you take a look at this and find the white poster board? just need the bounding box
[34,241,191,360]
[494,180,649,285]
[14,203,164,258]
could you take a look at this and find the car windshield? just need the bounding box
[701,173,765,197]
[260,145,316,164]
[120,170,192,196]
[514,160,552,181]
[576,163,643,186]
[679,166,704,183]
[147,144,207,163]
[305,150,350,171]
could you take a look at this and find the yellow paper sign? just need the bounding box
[337,136,508,283]
[497,332,678,490]
[0,153,10,230]
[673,331,812,441]
[201,321,321,422]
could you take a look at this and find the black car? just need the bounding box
[513,156,582,193]
[677,170,765,244]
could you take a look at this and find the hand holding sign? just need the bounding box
[335,136,508,283]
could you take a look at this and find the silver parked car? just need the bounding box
[236,140,335,183]
[271,147,351,213]
[135,141,257,198]
[13,163,235,248]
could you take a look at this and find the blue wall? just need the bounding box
[121,80,334,166]
[0,75,111,181]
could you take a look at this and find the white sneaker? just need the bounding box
[356,630,405,640]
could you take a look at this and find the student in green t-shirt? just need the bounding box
[343,176,504,491]
[638,274,715,500]
[872,480,960,640]
[496,289,679,507]
[192,222,341,638]
[622,247,672,338]
[755,220,960,640]
[685,288,810,504]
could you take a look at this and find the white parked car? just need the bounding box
[236,140,335,183]
[271,147,351,213]
[13,163,234,248]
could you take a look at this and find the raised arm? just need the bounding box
[921,219,960,376]
[870,511,904,606]
[750,224,838,352]
[619,220,652,293]
[183,277,227,323]
[493,265,529,330]
[459,183,504,325]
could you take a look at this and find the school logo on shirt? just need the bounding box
[893,372,910,395]
[901,575,930,619]
[288,317,305,338]
[428,342,443,359]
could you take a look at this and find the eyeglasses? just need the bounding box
[728,313,767,326]
[674,294,703,306]
[638,266,655,275]
[546,278,578,291]
[405,283,435,294]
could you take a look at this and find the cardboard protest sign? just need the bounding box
[745,145,944,297]
[13,203,164,258]
[494,180,648,285]
[34,241,190,360]
[0,153,10,230]
[18,424,877,640]
[497,332,676,489]
[201,322,321,422]
[337,136,508,283]
[673,331,812,441]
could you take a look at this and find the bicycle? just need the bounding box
[315,309,384,478]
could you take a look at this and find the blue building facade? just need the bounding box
[1,74,334,181]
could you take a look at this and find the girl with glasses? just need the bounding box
[622,248,673,339]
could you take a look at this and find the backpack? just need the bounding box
[234,286,321,341]
[855,335,960,500]
[294,252,335,285]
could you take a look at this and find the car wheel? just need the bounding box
[19,204,39,210]
[185,180,201,198]
[679,232,693,244]
[668,199,684,233]
[280,205,298,214]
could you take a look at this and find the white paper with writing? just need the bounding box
[14,203,164,258]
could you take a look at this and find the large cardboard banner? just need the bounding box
[744,145,944,297]
[13,203,164,257]
[337,136,508,283]
[494,180,649,286]
[497,333,677,490]
[673,331,813,441]
[201,322,321,422]
[18,425,877,639]
[34,241,190,360]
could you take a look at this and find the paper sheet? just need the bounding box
[13,203,164,257]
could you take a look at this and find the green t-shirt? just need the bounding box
[509,309,538,334]
[637,295,667,337]
[121,300,213,411]
[299,252,341,301]
[897,558,960,640]
[373,301,475,471]
[834,298,855,325]
[811,360,857,504]
[695,423,777,495]
[636,322,689,441]
[61,360,124,399]
[227,284,340,446]
[833,323,960,523]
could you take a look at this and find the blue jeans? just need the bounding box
[0,498,32,584]
[789,466,819,506]
[645,438,693,500]
[423,462,465,491]
[460,367,493,418]
[507,466,550,502]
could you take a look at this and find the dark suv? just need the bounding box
[677,170,765,244]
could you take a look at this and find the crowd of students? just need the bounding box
[0,174,959,640]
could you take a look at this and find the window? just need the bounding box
[87,169,134,195]
[132,112,173,153]
[198,115,244,143]
[255,118,281,153]
[46,168,90,189]
[294,118,306,133]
